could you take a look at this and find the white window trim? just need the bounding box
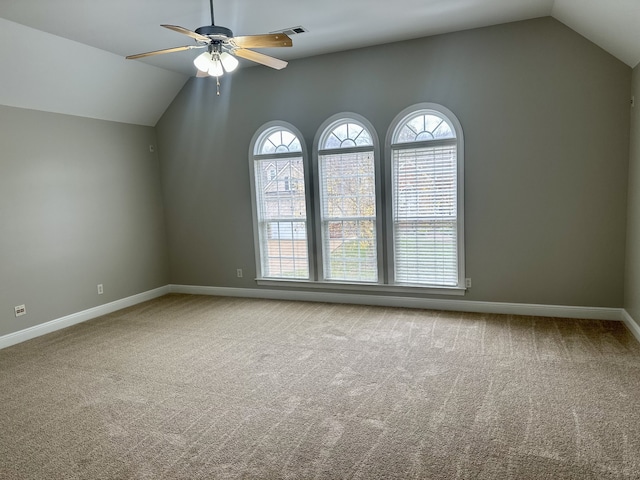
[312,112,384,284]
[384,102,465,289]
[248,121,315,281]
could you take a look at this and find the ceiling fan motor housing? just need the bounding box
[196,25,233,40]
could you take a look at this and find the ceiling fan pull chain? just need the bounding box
[216,77,220,96]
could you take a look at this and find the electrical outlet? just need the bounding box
[14,304,26,317]
[465,278,472,288]
[97,284,104,295]
[236,269,243,278]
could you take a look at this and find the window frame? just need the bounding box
[248,121,315,281]
[312,113,384,284]
[249,107,465,296]
[384,102,465,290]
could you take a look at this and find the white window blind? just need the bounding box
[392,141,458,286]
[319,151,377,282]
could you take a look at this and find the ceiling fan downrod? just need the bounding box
[195,0,232,38]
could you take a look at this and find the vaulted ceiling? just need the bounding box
[1,0,638,125]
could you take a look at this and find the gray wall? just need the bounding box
[625,66,640,324]
[157,17,631,307]
[0,105,169,337]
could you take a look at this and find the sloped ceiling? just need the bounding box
[0,18,186,127]
[0,0,638,126]
[553,0,640,68]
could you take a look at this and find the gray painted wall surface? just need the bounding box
[0,105,169,337]
[157,17,631,307]
[625,66,640,324]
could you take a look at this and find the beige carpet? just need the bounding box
[2,294,640,479]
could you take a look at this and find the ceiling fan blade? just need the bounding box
[161,24,210,43]
[195,69,209,78]
[231,33,292,49]
[126,45,203,60]
[233,48,288,70]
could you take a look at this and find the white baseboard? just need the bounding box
[169,285,623,322]
[622,309,640,343]
[0,286,170,350]
[2,284,627,351]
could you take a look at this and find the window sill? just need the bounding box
[255,278,466,296]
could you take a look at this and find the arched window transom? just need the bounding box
[256,129,302,155]
[393,112,455,144]
[320,122,373,150]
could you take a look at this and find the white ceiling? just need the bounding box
[0,0,639,77]
[1,0,638,126]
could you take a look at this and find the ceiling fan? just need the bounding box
[126,0,292,80]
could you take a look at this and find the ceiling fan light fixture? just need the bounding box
[208,55,224,77]
[220,51,239,72]
[194,51,214,72]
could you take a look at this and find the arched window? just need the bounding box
[314,114,381,282]
[249,122,310,279]
[386,104,464,287]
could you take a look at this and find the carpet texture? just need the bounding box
[2,294,640,479]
